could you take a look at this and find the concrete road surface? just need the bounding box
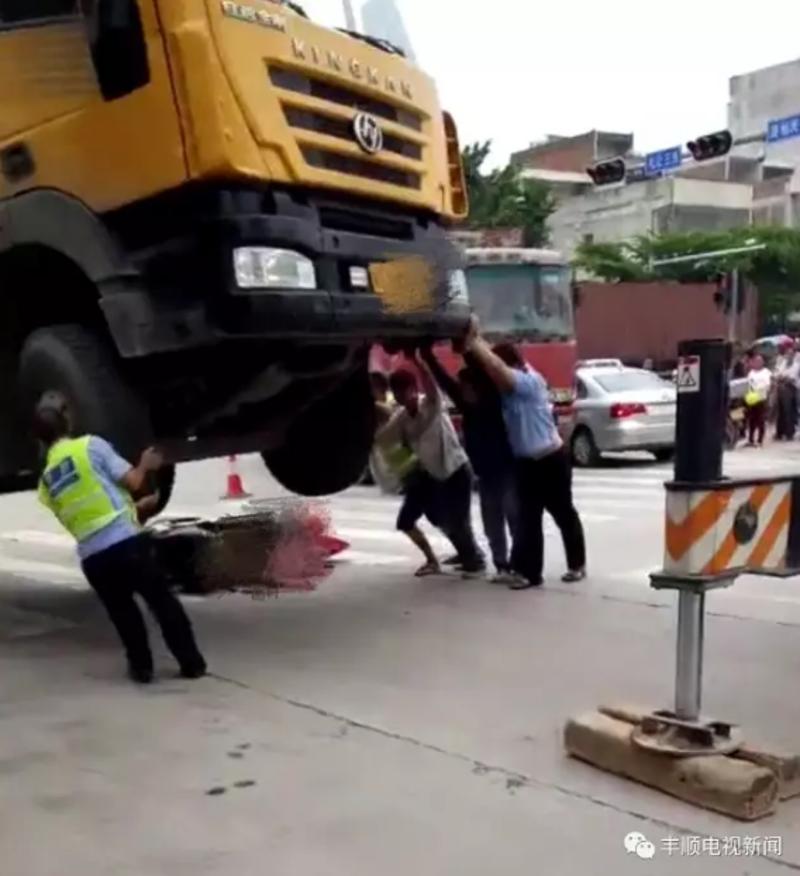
[2,445,800,874]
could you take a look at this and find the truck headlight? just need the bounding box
[233,248,317,290]
[448,269,469,303]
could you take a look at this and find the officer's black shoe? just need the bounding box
[128,665,154,684]
[180,661,207,680]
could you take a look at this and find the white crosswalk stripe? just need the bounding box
[329,470,661,569]
[0,449,796,584]
[329,451,800,570]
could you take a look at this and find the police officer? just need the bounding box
[35,398,207,684]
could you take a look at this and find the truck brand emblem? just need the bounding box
[221,1,286,32]
[352,113,384,155]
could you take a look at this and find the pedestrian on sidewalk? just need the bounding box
[420,344,521,583]
[464,317,586,590]
[774,341,799,441]
[377,354,485,578]
[34,397,207,685]
[745,353,772,447]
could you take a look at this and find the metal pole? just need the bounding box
[675,590,705,721]
[728,268,739,344]
[675,339,729,483]
[650,242,767,269]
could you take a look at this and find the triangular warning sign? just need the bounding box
[677,366,697,389]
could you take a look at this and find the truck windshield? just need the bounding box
[466,264,575,341]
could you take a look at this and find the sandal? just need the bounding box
[415,561,441,578]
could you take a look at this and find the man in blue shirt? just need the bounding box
[35,399,206,684]
[464,317,586,590]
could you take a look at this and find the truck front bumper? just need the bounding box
[101,186,469,358]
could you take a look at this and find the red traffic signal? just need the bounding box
[687,130,733,162]
[587,157,626,186]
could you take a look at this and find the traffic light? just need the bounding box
[587,158,626,186]
[687,130,733,162]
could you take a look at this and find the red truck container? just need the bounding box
[575,281,759,368]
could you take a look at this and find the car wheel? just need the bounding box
[653,448,675,463]
[571,428,600,467]
[262,366,376,496]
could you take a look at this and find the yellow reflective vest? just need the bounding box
[38,437,137,542]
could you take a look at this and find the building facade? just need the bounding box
[729,57,800,227]
[513,57,800,260]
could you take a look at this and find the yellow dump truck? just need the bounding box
[0,0,468,503]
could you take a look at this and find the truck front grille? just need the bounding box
[269,66,422,129]
[270,65,426,191]
[302,147,421,190]
[284,107,422,161]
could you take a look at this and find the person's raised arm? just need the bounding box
[463,317,518,394]
[414,352,444,410]
[120,447,164,496]
[419,345,464,409]
[136,492,162,524]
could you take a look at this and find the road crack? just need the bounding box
[210,671,798,871]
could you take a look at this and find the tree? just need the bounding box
[575,227,800,325]
[461,141,556,247]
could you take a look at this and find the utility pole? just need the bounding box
[728,268,740,344]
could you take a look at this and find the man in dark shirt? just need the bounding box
[421,346,520,582]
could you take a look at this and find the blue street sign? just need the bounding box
[645,146,683,175]
[767,114,800,143]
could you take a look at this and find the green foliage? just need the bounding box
[461,141,556,247]
[575,227,800,323]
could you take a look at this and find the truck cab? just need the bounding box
[0,0,468,501]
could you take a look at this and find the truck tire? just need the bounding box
[18,323,174,515]
[262,368,376,496]
[571,427,600,467]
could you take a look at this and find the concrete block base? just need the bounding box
[736,743,800,801]
[564,710,778,821]
[598,704,800,802]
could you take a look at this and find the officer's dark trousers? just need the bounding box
[512,447,586,584]
[82,534,205,674]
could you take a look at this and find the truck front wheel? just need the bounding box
[262,368,376,496]
[18,323,175,514]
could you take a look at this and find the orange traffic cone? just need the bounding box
[222,455,251,500]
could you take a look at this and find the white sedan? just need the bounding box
[571,362,677,467]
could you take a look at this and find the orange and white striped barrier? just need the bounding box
[664,476,800,578]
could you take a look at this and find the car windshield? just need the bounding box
[466,264,574,341]
[593,371,674,393]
